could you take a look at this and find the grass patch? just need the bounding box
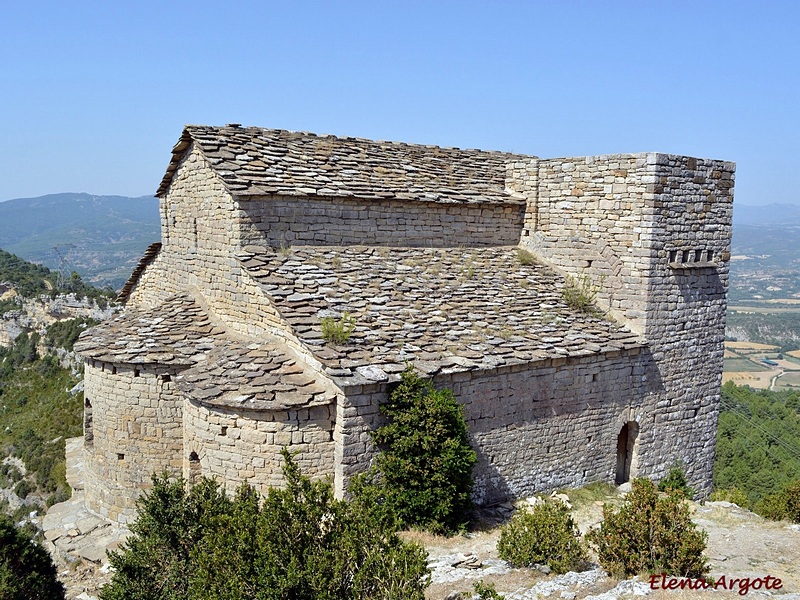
[558,482,619,508]
[516,248,538,266]
[562,273,603,315]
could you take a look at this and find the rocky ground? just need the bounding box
[42,443,800,599]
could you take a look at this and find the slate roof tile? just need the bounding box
[75,294,335,411]
[238,245,645,384]
[158,125,531,205]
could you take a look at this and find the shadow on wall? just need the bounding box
[463,348,663,505]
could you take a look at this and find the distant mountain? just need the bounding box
[733,203,800,226]
[0,193,160,289]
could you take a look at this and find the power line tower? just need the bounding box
[51,244,77,291]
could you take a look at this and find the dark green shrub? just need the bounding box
[366,365,477,534]
[497,500,587,574]
[0,513,65,599]
[14,479,33,500]
[658,465,694,499]
[586,478,709,578]
[102,451,430,600]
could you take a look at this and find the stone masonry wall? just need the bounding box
[83,361,183,523]
[516,154,654,333]
[335,349,662,505]
[636,154,734,492]
[183,400,335,496]
[514,153,734,494]
[238,197,524,248]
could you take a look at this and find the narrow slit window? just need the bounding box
[84,398,94,447]
[695,249,703,262]
[706,249,714,262]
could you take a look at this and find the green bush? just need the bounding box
[0,513,65,599]
[709,487,749,507]
[364,366,477,534]
[473,580,503,599]
[497,500,587,574]
[586,478,709,578]
[102,450,430,600]
[754,479,800,523]
[658,465,694,499]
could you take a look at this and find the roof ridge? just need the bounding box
[156,125,537,203]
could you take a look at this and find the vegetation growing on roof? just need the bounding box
[320,312,356,346]
[561,273,602,315]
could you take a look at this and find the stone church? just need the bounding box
[75,124,734,523]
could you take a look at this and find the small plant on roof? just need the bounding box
[562,273,603,314]
[516,248,538,266]
[320,312,356,345]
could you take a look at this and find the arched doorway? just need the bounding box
[615,421,639,484]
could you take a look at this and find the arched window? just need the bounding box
[188,451,201,484]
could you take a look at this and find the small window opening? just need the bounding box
[681,250,690,263]
[546,446,552,454]
[694,249,703,262]
[220,426,228,437]
[84,398,93,447]
[133,369,140,378]
[586,259,593,268]
[117,453,125,461]
[587,436,593,444]
[111,366,117,375]
[161,374,171,383]
[691,407,699,418]
[706,249,714,262]
[189,451,201,484]
[592,373,598,382]
[669,250,678,263]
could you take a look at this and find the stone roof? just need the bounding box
[75,294,224,366]
[157,125,530,204]
[238,245,644,385]
[75,294,334,410]
[176,342,336,411]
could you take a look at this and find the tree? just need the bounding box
[364,365,477,534]
[102,451,430,600]
[587,478,709,578]
[0,514,65,600]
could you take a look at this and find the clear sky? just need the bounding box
[2,1,798,205]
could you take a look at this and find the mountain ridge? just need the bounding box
[0,193,159,289]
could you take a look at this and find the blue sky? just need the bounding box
[2,1,798,205]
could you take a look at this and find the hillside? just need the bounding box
[0,193,159,289]
[0,250,116,526]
